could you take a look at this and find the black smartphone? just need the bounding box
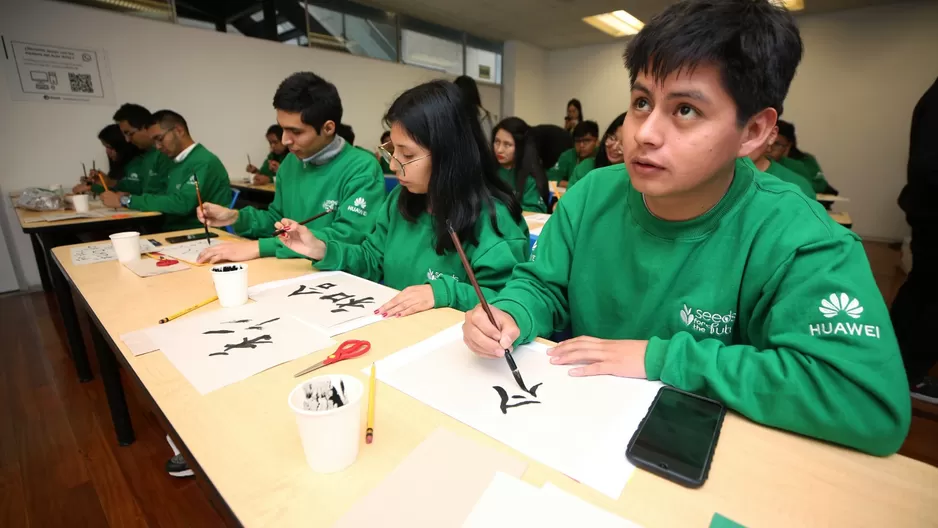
[626,386,726,488]
[165,232,218,244]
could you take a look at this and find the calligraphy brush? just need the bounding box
[446,222,527,392]
[272,208,335,237]
[192,176,211,245]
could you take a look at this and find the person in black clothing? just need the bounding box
[892,76,938,404]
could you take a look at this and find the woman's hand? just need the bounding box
[376,285,434,318]
[276,218,326,260]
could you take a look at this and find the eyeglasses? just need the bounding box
[151,127,175,144]
[768,141,788,151]
[378,141,428,178]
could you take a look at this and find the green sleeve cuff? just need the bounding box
[258,237,279,258]
[231,211,251,234]
[428,279,450,308]
[315,239,342,269]
[644,337,668,381]
[492,298,535,347]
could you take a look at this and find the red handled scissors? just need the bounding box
[294,339,371,378]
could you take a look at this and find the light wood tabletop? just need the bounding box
[829,211,853,226]
[11,200,161,232]
[230,181,276,193]
[817,193,850,202]
[51,229,938,527]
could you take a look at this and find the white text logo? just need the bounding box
[680,304,736,337]
[809,293,879,339]
[322,199,338,211]
[347,196,368,216]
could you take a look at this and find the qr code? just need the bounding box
[68,72,94,93]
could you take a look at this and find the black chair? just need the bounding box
[530,124,573,169]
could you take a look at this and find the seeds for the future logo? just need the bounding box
[680,304,736,337]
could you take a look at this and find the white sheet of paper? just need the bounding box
[42,212,93,222]
[462,472,545,528]
[525,213,551,225]
[248,271,397,335]
[374,325,661,499]
[157,239,213,264]
[147,303,335,394]
[120,327,160,357]
[539,483,641,528]
[70,239,158,265]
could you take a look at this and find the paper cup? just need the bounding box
[288,375,363,473]
[109,231,141,263]
[210,263,248,307]
[243,174,253,184]
[73,194,90,213]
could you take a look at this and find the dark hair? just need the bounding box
[492,117,550,210]
[624,0,803,125]
[335,123,355,145]
[98,124,142,179]
[273,72,343,132]
[566,98,583,121]
[572,120,599,140]
[776,119,807,159]
[112,103,153,129]
[384,81,521,254]
[152,109,189,134]
[454,75,492,120]
[380,130,391,143]
[266,124,283,138]
[594,113,627,169]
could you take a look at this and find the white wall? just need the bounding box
[0,0,500,288]
[537,0,938,241]
[502,40,552,126]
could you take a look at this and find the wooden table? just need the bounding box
[50,229,938,527]
[830,211,853,229]
[230,181,276,208]
[817,193,849,203]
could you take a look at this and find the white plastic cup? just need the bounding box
[210,263,248,307]
[288,375,363,474]
[73,194,90,213]
[109,231,141,263]
[243,174,253,184]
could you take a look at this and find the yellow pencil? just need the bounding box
[158,296,218,324]
[366,363,376,444]
[97,171,109,192]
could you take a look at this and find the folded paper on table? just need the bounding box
[119,327,160,357]
[122,257,190,277]
[70,239,158,265]
[156,239,214,264]
[249,271,397,336]
[332,427,527,528]
[373,324,661,499]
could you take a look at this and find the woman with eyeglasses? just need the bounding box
[492,117,550,213]
[567,113,627,189]
[277,80,530,318]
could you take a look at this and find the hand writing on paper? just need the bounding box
[275,218,326,260]
[252,174,271,185]
[462,304,520,359]
[196,241,260,264]
[197,202,239,227]
[245,163,259,174]
[377,285,434,318]
[547,337,648,378]
[100,191,126,208]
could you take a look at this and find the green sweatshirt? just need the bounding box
[498,167,547,213]
[779,154,829,193]
[765,159,814,197]
[493,158,910,456]
[547,148,578,183]
[257,151,288,179]
[128,144,232,231]
[232,144,386,258]
[92,148,170,196]
[567,158,596,189]
[316,186,530,311]
[379,157,393,174]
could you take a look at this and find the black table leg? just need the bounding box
[46,239,93,383]
[29,233,53,292]
[89,318,135,446]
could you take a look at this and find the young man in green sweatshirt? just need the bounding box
[101,110,231,231]
[86,103,171,195]
[245,124,288,185]
[547,120,599,187]
[750,125,814,197]
[195,72,385,264]
[463,0,910,456]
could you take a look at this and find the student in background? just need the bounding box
[492,117,549,213]
[770,120,834,194]
[100,110,231,231]
[73,124,142,194]
[750,125,814,197]
[463,0,908,456]
[196,71,385,264]
[892,76,938,404]
[454,75,495,145]
[277,80,529,318]
[568,112,626,189]
[107,103,172,196]
[377,130,393,174]
[548,120,599,187]
[245,124,288,185]
[564,98,583,133]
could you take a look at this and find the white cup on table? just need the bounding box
[109,231,141,263]
[210,263,248,307]
[72,194,90,213]
[288,374,363,474]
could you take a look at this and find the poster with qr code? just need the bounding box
[4,40,115,105]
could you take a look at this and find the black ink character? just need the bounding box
[222,319,251,324]
[246,317,280,330]
[288,285,321,297]
[203,330,235,334]
[315,282,337,290]
[320,292,375,313]
[492,383,543,414]
[209,334,273,357]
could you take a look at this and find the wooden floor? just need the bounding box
[0,242,935,527]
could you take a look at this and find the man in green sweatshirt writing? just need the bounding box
[462,0,909,456]
[245,124,289,185]
[101,110,231,231]
[195,71,385,264]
